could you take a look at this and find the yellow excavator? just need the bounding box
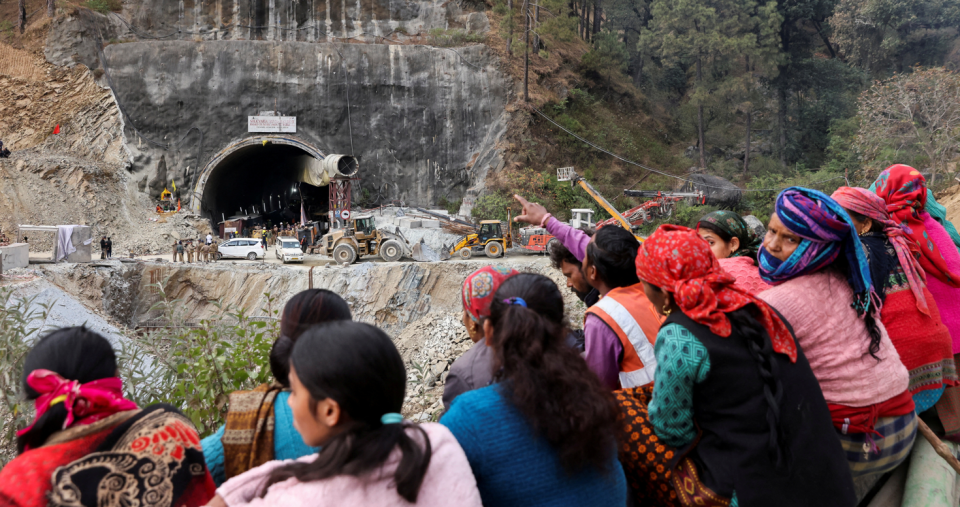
[556,167,643,241]
[446,210,514,259]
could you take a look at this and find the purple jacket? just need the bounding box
[546,218,623,390]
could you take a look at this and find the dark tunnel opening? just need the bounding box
[201,144,330,232]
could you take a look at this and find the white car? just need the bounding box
[275,236,304,263]
[217,238,265,260]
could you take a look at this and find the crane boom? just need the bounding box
[557,167,639,237]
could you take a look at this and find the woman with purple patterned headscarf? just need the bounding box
[757,187,916,480]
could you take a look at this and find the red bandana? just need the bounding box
[17,369,138,450]
[872,164,960,287]
[636,225,797,362]
[462,265,520,322]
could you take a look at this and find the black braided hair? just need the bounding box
[727,307,787,467]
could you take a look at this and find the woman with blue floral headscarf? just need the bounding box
[757,187,915,480]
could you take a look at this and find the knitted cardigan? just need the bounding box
[216,423,482,506]
[921,213,960,353]
[758,271,909,407]
[718,256,770,295]
[441,385,627,507]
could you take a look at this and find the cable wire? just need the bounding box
[531,107,846,193]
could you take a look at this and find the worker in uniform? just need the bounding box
[172,241,179,262]
[185,240,194,263]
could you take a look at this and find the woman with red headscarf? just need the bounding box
[0,327,215,507]
[871,165,960,440]
[832,186,956,414]
[620,224,853,507]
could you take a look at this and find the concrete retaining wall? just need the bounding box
[0,243,29,272]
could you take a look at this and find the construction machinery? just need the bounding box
[446,211,514,259]
[319,214,412,263]
[598,189,706,228]
[518,208,594,253]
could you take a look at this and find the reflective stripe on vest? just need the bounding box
[591,294,657,388]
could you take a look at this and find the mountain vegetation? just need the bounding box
[477,0,960,220]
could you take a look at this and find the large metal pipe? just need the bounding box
[323,155,359,178]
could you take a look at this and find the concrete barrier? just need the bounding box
[421,219,440,229]
[0,243,29,272]
[399,219,422,229]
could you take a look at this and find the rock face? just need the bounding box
[100,40,508,219]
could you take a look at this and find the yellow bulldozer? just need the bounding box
[445,211,513,260]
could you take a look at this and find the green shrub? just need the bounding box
[0,289,53,466]
[427,28,485,47]
[84,0,121,13]
[471,191,513,221]
[117,282,279,437]
[438,196,462,215]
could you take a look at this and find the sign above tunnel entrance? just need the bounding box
[248,116,297,133]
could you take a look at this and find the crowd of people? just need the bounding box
[172,236,218,263]
[2,164,960,506]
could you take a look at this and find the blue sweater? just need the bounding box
[441,384,627,507]
[201,391,318,486]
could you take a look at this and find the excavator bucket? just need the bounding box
[412,239,442,262]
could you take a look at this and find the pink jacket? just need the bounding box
[759,271,909,407]
[718,256,770,295]
[921,213,960,353]
[215,423,482,507]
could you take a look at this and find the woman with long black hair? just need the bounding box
[0,326,216,507]
[440,273,627,507]
[208,321,482,506]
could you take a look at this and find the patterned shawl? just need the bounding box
[832,186,930,315]
[759,187,875,316]
[636,224,797,362]
[697,210,763,261]
[870,165,960,288]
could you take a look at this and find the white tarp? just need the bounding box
[298,155,331,187]
[55,225,77,262]
[248,116,296,133]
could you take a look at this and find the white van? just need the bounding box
[275,236,303,263]
[217,238,265,260]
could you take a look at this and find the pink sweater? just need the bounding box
[718,256,770,295]
[759,271,909,407]
[921,213,960,353]
[215,423,482,507]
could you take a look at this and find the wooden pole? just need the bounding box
[917,418,960,475]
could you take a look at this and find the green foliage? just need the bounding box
[427,28,486,47]
[581,30,629,83]
[471,192,514,221]
[438,196,462,215]
[742,169,846,224]
[0,20,14,38]
[118,281,279,437]
[0,290,53,466]
[84,0,121,13]
[635,203,721,235]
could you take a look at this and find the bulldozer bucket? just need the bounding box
[412,239,442,262]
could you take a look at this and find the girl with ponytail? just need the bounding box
[628,225,854,507]
[208,321,482,506]
[202,289,352,486]
[0,326,216,507]
[441,273,628,507]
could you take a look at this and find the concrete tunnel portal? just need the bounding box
[194,138,333,232]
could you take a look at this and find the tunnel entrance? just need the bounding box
[198,141,330,233]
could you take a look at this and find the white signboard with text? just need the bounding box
[248,116,297,133]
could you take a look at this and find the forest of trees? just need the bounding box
[503,0,960,184]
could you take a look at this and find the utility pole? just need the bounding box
[523,0,530,102]
[17,0,26,34]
